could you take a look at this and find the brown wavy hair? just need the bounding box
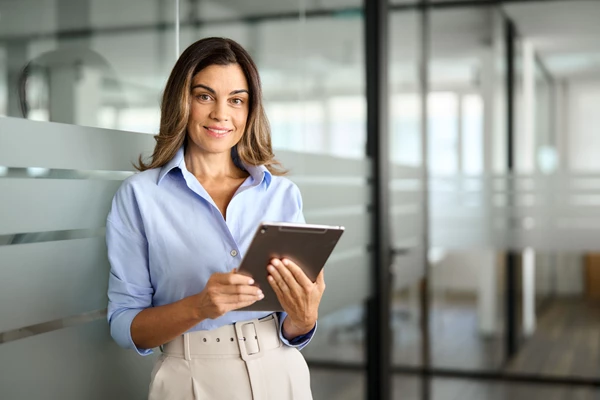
[137,37,285,175]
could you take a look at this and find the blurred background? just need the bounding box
[2,0,600,399]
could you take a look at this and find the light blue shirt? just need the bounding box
[106,146,316,355]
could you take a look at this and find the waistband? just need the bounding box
[161,313,282,361]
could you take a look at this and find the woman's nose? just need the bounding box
[209,101,229,121]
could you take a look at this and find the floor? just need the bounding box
[506,299,600,378]
[303,297,600,390]
[302,297,505,370]
[310,372,600,400]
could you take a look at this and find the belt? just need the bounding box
[162,314,282,399]
[162,313,282,361]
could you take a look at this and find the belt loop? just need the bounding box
[183,333,192,361]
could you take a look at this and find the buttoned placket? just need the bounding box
[179,164,265,271]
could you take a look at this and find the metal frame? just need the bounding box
[307,362,600,388]
[418,3,432,399]
[364,0,391,398]
[504,17,519,360]
[0,0,576,42]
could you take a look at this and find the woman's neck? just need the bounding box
[184,147,246,181]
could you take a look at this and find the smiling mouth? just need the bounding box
[204,126,232,137]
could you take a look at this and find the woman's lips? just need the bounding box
[204,126,231,138]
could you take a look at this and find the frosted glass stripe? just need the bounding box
[297,183,370,209]
[0,167,133,180]
[390,164,422,179]
[278,151,371,177]
[0,117,154,171]
[0,238,109,332]
[0,179,121,235]
[0,309,106,344]
[0,228,105,246]
[0,319,157,400]
[319,250,370,316]
[391,191,422,205]
[305,211,370,253]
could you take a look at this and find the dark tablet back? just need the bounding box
[237,222,345,311]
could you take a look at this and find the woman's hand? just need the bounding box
[195,270,264,320]
[266,258,325,338]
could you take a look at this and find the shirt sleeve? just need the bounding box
[276,312,317,350]
[290,182,306,224]
[276,182,317,350]
[106,181,154,356]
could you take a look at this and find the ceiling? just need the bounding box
[503,0,600,80]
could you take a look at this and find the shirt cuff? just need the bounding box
[276,312,317,351]
[109,308,154,356]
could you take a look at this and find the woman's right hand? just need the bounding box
[195,270,264,320]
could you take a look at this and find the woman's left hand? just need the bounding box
[267,258,325,339]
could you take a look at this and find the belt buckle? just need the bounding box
[234,319,264,361]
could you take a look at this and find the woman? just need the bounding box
[106,37,324,399]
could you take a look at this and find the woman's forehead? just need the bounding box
[191,64,248,91]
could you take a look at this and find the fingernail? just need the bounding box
[258,293,264,299]
[267,265,275,272]
[248,279,254,285]
[282,259,289,266]
[257,289,263,295]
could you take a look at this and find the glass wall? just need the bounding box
[420,5,507,373]
[388,6,423,372]
[0,0,177,133]
[4,0,600,399]
[0,0,371,399]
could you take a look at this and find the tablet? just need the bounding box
[236,222,345,312]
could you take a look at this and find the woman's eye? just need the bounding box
[231,98,243,105]
[197,94,211,101]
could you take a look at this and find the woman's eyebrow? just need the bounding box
[191,84,249,96]
[191,84,215,94]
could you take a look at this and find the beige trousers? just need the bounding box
[148,314,313,400]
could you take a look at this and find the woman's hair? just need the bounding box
[137,37,285,175]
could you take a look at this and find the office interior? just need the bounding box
[1,0,600,399]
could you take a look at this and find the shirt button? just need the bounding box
[230,250,238,257]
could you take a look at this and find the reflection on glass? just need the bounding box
[180,0,370,373]
[428,92,458,176]
[0,0,175,133]
[389,8,424,370]
[423,5,508,374]
[462,94,483,176]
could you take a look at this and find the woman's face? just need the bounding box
[187,63,249,157]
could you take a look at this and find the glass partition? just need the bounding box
[179,0,371,395]
[0,0,176,133]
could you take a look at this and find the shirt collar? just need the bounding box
[157,145,272,189]
[157,146,185,185]
[243,162,272,189]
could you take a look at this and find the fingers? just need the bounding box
[223,293,263,304]
[267,269,286,304]
[316,269,325,287]
[219,272,255,286]
[230,298,261,311]
[269,259,303,290]
[206,271,263,301]
[267,261,289,293]
[281,259,313,289]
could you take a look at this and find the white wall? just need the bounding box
[555,253,584,295]
[566,79,600,171]
[431,250,583,296]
